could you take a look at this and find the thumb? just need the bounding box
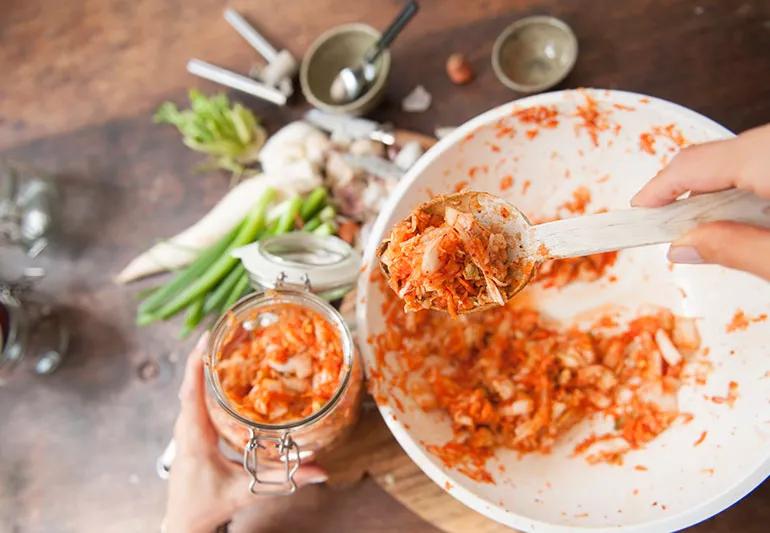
[668,221,770,281]
[174,331,220,453]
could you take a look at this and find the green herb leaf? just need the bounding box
[154,90,266,175]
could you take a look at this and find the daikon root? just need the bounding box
[115,173,320,283]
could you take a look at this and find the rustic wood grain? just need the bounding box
[1,1,770,532]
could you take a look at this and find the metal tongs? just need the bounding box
[187,9,298,106]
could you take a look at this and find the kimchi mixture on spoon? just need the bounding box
[378,192,535,316]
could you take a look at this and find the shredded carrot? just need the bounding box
[639,124,687,156]
[499,175,514,191]
[379,205,529,316]
[369,288,702,481]
[522,179,531,194]
[214,303,344,424]
[574,92,614,147]
[639,133,656,155]
[693,431,707,447]
[535,252,618,288]
[467,165,488,179]
[558,186,592,214]
[454,180,469,192]
[514,105,560,128]
[634,465,648,471]
[709,381,740,407]
[495,125,515,139]
[726,309,767,332]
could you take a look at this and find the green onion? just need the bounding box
[319,205,336,222]
[223,271,251,310]
[299,187,328,221]
[272,195,302,235]
[147,188,276,321]
[180,297,205,338]
[313,221,336,236]
[137,222,242,318]
[302,216,322,232]
[203,263,245,314]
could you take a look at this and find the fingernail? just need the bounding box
[667,245,703,264]
[194,331,210,354]
[629,192,641,207]
[307,473,328,485]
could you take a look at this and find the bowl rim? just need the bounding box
[356,88,770,532]
[491,15,578,94]
[300,22,392,114]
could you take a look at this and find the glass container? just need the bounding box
[205,233,363,495]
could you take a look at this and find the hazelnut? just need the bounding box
[446,53,474,85]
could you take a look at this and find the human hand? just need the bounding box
[631,123,770,280]
[162,332,328,533]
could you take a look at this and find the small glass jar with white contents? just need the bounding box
[205,233,363,495]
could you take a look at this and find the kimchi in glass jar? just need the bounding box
[205,234,362,495]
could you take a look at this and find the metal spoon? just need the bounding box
[377,189,770,314]
[329,1,419,104]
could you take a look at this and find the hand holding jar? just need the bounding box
[162,333,328,533]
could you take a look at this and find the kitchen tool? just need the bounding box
[224,8,297,95]
[187,9,295,106]
[492,16,577,94]
[300,24,391,115]
[342,154,404,181]
[377,189,770,313]
[357,89,770,531]
[304,109,396,145]
[329,1,419,104]
[186,59,287,105]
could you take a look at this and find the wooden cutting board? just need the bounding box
[317,400,512,533]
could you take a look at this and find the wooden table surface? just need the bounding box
[2,1,770,532]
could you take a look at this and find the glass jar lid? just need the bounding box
[233,233,360,295]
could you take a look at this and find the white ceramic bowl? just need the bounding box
[356,89,770,531]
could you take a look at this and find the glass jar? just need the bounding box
[0,281,68,384]
[1,160,57,258]
[204,233,363,495]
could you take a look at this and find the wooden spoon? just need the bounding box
[377,189,770,313]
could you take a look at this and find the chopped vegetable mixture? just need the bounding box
[369,262,702,481]
[379,205,517,316]
[215,303,345,424]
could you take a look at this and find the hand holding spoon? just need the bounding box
[377,189,770,314]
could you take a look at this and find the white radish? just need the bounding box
[655,329,683,366]
[115,173,320,283]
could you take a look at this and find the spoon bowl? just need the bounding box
[376,191,538,313]
[328,0,418,104]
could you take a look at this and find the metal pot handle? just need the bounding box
[243,429,301,495]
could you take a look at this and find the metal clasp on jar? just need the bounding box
[273,271,312,292]
[243,428,301,495]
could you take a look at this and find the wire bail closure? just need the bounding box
[243,428,301,495]
[273,271,312,293]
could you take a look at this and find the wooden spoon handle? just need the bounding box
[530,189,770,260]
